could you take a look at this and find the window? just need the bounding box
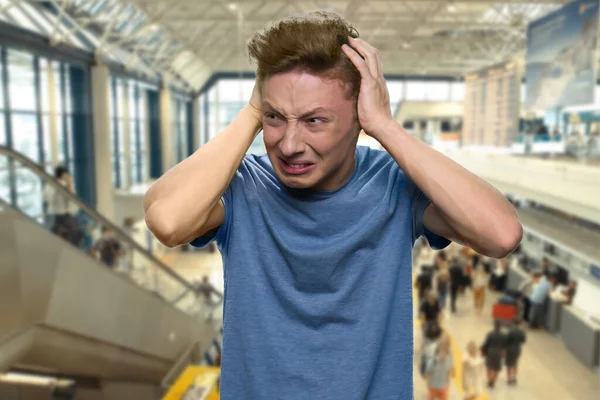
[11,113,40,162]
[7,50,35,111]
[406,81,427,101]
[450,82,465,102]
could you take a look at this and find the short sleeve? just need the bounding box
[189,182,234,250]
[409,179,451,250]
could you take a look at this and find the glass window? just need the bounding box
[423,82,450,101]
[67,115,74,164]
[64,67,72,114]
[118,154,127,188]
[42,114,51,163]
[0,52,4,109]
[11,113,40,162]
[0,168,9,202]
[199,95,205,145]
[15,167,43,218]
[128,82,136,119]
[0,114,5,146]
[406,81,427,101]
[52,61,63,115]
[7,50,35,111]
[40,59,50,113]
[450,82,465,102]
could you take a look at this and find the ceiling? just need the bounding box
[16,0,568,91]
[128,0,566,83]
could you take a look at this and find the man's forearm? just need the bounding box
[144,106,261,245]
[375,121,522,257]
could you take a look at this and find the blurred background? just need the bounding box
[0,0,598,399]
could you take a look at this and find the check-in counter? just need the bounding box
[506,264,529,292]
[560,306,600,368]
[545,297,562,334]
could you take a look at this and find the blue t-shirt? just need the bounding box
[191,146,450,399]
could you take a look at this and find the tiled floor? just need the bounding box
[166,249,600,400]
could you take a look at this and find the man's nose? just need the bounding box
[280,123,304,157]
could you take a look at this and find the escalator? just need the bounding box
[0,146,218,396]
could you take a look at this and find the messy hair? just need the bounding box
[247,11,361,100]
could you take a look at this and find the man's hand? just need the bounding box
[341,37,394,140]
[247,82,263,129]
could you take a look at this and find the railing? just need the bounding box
[0,145,201,316]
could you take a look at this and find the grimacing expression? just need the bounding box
[261,69,361,191]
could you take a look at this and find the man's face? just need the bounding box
[261,69,360,191]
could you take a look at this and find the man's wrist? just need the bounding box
[371,119,410,146]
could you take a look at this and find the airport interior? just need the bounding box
[0,0,599,399]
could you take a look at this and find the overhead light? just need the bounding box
[228,3,238,11]
[0,372,74,388]
[447,4,456,13]
[402,42,411,49]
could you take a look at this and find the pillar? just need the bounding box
[121,81,131,189]
[90,64,115,221]
[69,65,96,207]
[148,90,162,179]
[187,100,196,156]
[159,87,173,171]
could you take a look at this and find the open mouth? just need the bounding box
[279,159,316,175]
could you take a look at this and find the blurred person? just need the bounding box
[420,291,442,333]
[415,266,434,302]
[517,271,535,322]
[92,226,124,270]
[143,12,522,398]
[449,257,464,313]
[481,320,507,389]
[553,280,577,305]
[120,217,139,274]
[505,317,526,386]
[462,341,485,400]
[528,271,551,329]
[491,258,508,292]
[196,275,224,321]
[425,335,454,400]
[540,257,551,278]
[436,260,450,310]
[419,320,443,378]
[43,165,77,244]
[472,266,489,316]
[434,250,448,272]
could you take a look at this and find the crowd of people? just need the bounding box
[414,240,529,400]
[414,238,581,400]
[42,165,138,272]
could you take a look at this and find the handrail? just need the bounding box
[0,145,197,293]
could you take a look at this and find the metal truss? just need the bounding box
[9,0,568,90]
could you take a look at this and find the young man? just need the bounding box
[144,12,522,399]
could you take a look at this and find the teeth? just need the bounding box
[291,164,308,168]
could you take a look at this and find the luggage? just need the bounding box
[498,294,518,305]
[492,302,518,322]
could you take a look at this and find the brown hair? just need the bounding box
[247,11,361,100]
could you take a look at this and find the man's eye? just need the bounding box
[307,118,324,124]
[265,113,278,119]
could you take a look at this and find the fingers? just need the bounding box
[347,37,382,78]
[342,43,372,80]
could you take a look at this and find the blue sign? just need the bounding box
[525,0,599,111]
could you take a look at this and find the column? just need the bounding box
[121,81,131,189]
[159,87,172,171]
[46,61,59,168]
[69,65,96,207]
[187,100,195,156]
[147,90,162,179]
[90,64,115,221]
